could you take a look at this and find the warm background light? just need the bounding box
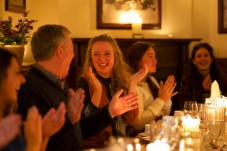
[119,11,142,34]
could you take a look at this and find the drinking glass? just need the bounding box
[174,110,184,127]
[205,121,222,149]
[183,101,198,118]
[197,103,207,122]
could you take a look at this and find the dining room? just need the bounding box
[1,0,227,150]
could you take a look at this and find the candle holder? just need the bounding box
[131,17,143,39]
[132,33,144,39]
[206,105,225,122]
[182,115,200,132]
[146,140,170,151]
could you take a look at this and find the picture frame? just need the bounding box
[218,0,227,33]
[97,0,161,29]
[5,0,26,14]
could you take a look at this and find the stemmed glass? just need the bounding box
[183,101,198,118]
[206,121,222,149]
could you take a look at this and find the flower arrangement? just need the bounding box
[0,11,37,46]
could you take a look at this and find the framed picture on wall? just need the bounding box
[218,0,227,33]
[5,0,26,14]
[97,0,161,29]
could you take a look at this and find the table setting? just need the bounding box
[85,80,227,151]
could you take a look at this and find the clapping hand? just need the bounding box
[88,66,102,107]
[42,102,66,138]
[158,75,178,102]
[24,106,42,151]
[130,63,149,86]
[89,66,102,93]
[0,114,21,149]
[108,89,138,118]
[67,88,85,124]
[203,74,212,91]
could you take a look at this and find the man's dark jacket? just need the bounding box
[17,66,113,151]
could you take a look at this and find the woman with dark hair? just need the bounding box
[126,41,177,131]
[178,42,227,109]
[0,48,66,151]
[0,48,42,151]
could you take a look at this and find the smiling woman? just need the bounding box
[5,0,26,14]
[76,34,147,148]
[178,42,227,109]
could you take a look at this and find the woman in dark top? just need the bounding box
[0,48,65,151]
[0,48,40,151]
[178,42,227,109]
[77,34,147,148]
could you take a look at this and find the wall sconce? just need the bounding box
[119,11,144,38]
[131,17,144,39]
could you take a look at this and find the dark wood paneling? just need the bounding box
[217,58,227,75]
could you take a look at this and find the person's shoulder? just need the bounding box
[76,76,89,89]
[24,65,44,81]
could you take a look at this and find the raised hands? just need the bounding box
[24,106,42,151]
[0,114,22,149]
[42,102,66,139]
[67,88,85,124]
[131,63,149,85]
[108,89,138,118]
[88,66,102,107]
[202,74,212,91]
[129,63,149,93]
[158,75,178,102]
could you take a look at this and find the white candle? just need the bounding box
[183,115,200,131]
[146,140,170,151]
[207,108,215,121]
[179,140,185,151]
[135,143,141,151]
[127,144,133,151]
[132,17,142,34]
[211,80,221,98]
[207,107,225,121]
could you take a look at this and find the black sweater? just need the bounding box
[17,65,114,151]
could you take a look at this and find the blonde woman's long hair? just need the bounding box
[81,34,132,92]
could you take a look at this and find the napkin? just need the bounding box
[211,80,221,98]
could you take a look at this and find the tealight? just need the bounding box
[127,144,133,151]
[182,115,200,131]
[146,140,170,151]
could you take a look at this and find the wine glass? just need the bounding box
[205,121,222,149]
[183,101,198,118]
[174,110,184,127]
[198,104,207,121]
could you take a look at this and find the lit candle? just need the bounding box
[207,106,225,121]
[127,144,133,151]
[146,140,170,151]
[183,115,200,131]
[132,17,142,34]
[135,143,141,151]
[179,140,185,151]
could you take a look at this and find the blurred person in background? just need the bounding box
[126,41,177,131]
[178,42,227,109]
